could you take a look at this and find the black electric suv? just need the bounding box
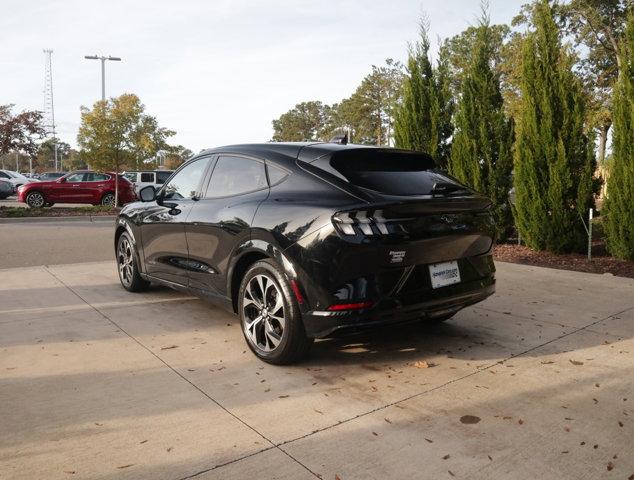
[115,142,496,364]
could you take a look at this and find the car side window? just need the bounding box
[0,172,9,179]
[156,171,171,184]
[163,158,209,200]
[66,173,85,182]
[205,156,267,198]
[90,173,109,182]
[267,164,289,185]
[140,172,154,183]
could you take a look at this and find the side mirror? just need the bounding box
[139,185,157,202]
[57,177,66,183]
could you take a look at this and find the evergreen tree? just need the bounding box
[513,0,595,253]
[394,20,454,168]
[449,11,514,239]
[604,12,634,260]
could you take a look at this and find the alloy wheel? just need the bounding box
[102,194,115,207]
[242,274,286,353]
[27,192,44,208]
[117,236,134,287]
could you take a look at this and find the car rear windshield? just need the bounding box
[322,149,462,196]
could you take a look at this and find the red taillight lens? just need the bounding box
[327,301,375,311]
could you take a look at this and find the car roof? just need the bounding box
[197,142,385,168]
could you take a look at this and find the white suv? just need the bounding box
[123,170,173,195]
[0,170,39,189]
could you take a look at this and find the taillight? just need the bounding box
[332,210,391,236]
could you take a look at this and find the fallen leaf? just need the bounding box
[569,359,584,366]
[372,431,378,436]
[117,464,134,469]
[425,438,434,443]
[278,395,289,399]
[541,360,554,365]
[619,421,624,427]
[161,345,178,350]
[607,462,614,471]
[518,419,524,425]
[413,360,435,369]
[166,447,173,453]
[442,454,450,460]
[384,418,392,424]
[139,440,148,444]
[448,470,455,477]
[460,415,481,424]
[63,471,76,475]
[335,474,342,480]
[488,455,493,461]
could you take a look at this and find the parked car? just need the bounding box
[37,172,66,181]
[0,178,14,199]
[114,142,497,364]
[18,170,136,207]
[123,170,173,195]
[0,170,39,189]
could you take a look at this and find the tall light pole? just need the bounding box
[84,55,121,101]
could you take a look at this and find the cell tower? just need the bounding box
[43,49,58,170]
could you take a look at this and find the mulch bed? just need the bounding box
[494,243,634,279]
[0,206,118,218]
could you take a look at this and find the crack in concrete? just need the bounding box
[42,266,322,480]
[41,265,634,479]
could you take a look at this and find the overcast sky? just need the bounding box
[1,0,523,152]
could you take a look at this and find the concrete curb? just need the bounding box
[0,215,117,224]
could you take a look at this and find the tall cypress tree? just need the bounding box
[604,12,634,260]
[394,21,453,168]
[513,0,595,253]
[449,11,514,239]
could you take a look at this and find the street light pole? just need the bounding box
[84,55,121,101]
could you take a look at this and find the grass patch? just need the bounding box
[0,206,118,218]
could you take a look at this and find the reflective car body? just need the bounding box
[115,143,496,338]
[18,170,136,206]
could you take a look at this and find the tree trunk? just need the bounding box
[597,123,610,165]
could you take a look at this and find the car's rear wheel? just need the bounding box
[116,232,150,292]
[238,259,313,364]
[101,193,115,207]
[26,191,45,208]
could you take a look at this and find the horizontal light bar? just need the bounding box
[327,301,375,311]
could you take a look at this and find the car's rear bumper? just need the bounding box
[302,275,494,338]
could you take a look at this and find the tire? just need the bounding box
[26,191,45,208]
[116,232,150,292]
[101,193,115,207]
[238,259,313,365]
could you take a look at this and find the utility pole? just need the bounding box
[84,55,121,101]
[43,49,58,172]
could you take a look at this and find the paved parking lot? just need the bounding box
[1,260,633,480]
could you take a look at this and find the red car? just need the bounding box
[18,170,137,208]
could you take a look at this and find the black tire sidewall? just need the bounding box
[238,259,304,363]
[117,232,148,292]
[26,191,44,208]
[102,193,115,206]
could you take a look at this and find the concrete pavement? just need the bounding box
[0,261,632,479]
[0,221,114,268]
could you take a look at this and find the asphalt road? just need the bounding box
[0,220,114,268]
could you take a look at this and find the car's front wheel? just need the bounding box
[26,191,45,208]
[116,232,150,292]
[238,259,313,364]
